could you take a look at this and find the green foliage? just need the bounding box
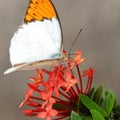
[104,90,115,117]
[70,85,120,120]
[90,109,105,120]
[92,84,104,106]
[112,103,120,119]
[71,111,82,120]
[70,111,92,120]
[87,87,96,99]
[79,94,105,116]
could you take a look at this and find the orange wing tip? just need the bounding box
[28,8,43,20]
[24,0,57,22]
[25,15,34,22]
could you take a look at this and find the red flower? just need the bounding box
[74,50,85,65]
[22,110,36,116]
[29,69,45,85]
[19,89,34,108]
[64,71,78,92]
[40,89,56,108]
[69,50,85,69]
[82,68,96,94]
[37,104,58,120]
[19,50,95,120]
[42,65,67,96]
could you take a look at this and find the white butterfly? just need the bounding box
[4,0,68,74]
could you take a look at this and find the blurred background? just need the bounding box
[0,0,120,119]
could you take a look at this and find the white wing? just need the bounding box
[9,17,62,66]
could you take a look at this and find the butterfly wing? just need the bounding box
[4,0,62,74]
[24,0,57,22]
[10,0,62,65]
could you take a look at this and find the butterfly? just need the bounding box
[4,0,69,74]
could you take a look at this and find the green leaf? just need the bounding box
[88,87,96,99]
[84,116,93,120]
[104,90,115,117]
[78,94,90,113]
[92,84,104,105]
[80,116,93,120]
[71,111,93,120]
[80,94,106,116]
[113,103,120,119]
[91,109,105,120]
[71,111,82,120]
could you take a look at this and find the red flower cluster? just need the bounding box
[19,50,95,120]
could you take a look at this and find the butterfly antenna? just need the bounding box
[69,28,82,54]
